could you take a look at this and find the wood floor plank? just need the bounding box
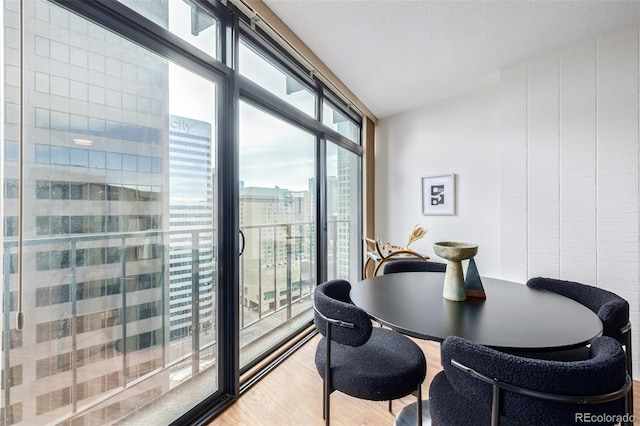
[213,334,639,425]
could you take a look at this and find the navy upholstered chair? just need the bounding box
[383,259,446,274]
[429,335,631,426]
[314,279,427,426]
[526,277,633,422]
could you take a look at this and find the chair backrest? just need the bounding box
[313,279,372,347]
[364,237,385,258]
[383,260,446,274]
[527,277,629,342]
[440,335,628,425]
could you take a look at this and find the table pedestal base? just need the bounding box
[394,400,431,426]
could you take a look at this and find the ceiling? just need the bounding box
[261,0,640,119]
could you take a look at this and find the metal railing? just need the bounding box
[0,218,352,423]
[239,221,314,327]
[2,229,213,423]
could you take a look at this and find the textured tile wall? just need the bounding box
[500,25,640,378]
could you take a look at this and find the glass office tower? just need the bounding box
[1,1,219,423]
[1,0,362,423]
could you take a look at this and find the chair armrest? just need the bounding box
[314,303,355,329]
[451,358,632,405]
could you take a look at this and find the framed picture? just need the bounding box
[422,174,456,215]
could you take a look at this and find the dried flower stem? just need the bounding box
[407,224,428,247]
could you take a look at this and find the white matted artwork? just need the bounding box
[422,174,456,215]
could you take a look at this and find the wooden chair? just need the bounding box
[363,237,429,278]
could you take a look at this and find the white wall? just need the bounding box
[375,86,501,278]
[500,25,640,376]
[376,24,640,378]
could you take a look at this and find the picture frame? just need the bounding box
[422,174,456,215]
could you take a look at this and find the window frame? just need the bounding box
[16,1,364,424]
[236,21,363,377]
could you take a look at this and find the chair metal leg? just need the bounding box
[322,378,326,420]
[325,390,330,426]
[389,400,392,413]
[623,326,633,426]
[490,384,500,426]
[416,383,422,426]
[325,326,332,426]
[324,372,330,425]
[323,372,330,426]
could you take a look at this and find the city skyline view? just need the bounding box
[1,1,362,424]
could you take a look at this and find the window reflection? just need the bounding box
[2,1,219,424]
[1,0,363,424]
[239,38,316,117]
[116,0,218,58]
[323,101,361,144]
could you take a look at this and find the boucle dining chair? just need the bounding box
[526,277,633,423]
[313,279,427,426]
[430,335,631,426]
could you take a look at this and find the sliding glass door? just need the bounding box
[1,1,363,423]
[326,142,361,284]
[2,1,223,423]
[238,101,316,369]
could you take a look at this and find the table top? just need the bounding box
[349,272,603,352]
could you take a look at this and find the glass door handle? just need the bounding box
[239,229,245,256]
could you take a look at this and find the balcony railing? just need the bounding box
[1,218,350,423]
[237,219,350,366]
[2,229,215,423]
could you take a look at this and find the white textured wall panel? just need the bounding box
[596,27,639,297]
[500,63,528,282]
[500,25,640,378]
[560,40,597,284]
[527,53,560,278]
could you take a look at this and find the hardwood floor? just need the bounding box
[212,334,639,425]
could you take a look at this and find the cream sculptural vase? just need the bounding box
[433,242,478,302]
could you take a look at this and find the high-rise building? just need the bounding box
[336,148,358,279]
[1,0,363,423]
[239,186,313,314]
[168,115,215,340]
[2,1,172,423]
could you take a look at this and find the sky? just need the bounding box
[163,1,340,192]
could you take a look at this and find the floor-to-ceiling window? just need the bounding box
[1,1,363,424]
[326,141,361,284]
[238,101,316,368]
[236,32,363,372]
[324,98,362,285]
[2,0,225,423]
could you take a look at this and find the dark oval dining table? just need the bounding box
[350,272,603,353]
[350,272,604,425]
